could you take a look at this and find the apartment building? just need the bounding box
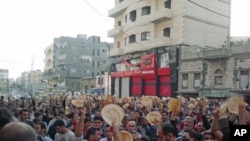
[44,34,112,93]
[0,69,9,95]
[108,0,231,97]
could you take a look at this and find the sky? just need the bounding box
[0,0,249,79]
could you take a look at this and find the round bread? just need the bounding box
[219,102,228,115]
[167,98,181,112]
[101,104,125,126]
[145,111,162,126]
[119,131,133,141]
[227,96,244,115]
[141,96,153,111]
[71,99,84,107]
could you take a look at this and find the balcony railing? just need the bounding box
[123,37,172,54]
[108,0,138,17]
[108,26,123,37]
[149,8,173,23]
[109,48,124,57]
[203,48,231,60]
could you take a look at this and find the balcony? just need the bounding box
[108,0,138,17]
[203,48,231,60]
[123,37,172,54]
[149,8,173,23]
[108,26,123,37]
[109,48,124,57]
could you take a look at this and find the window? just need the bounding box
[115,63,121,71]
[130,58,140,70]
[194,73,201,88]
[141,32,150,41]
[97,49,100,56]
[164,0,171,9]
[119,0,124,3]
[130,10,136,22]
[214,69,223,85]
[125,15,127,23]
[240,70,249,89]
[117,42,121,48]
[124,38,127,46]
[141,6,151,16]
[129,34,136,43]
[163,28,170,37]
[158,52,169,68]
[117,21,121,26]
[182,74,188,88]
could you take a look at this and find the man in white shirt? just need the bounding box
[54,119,75,141]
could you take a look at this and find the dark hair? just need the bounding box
[85,112,91,118]
[104,124,111,128]
[161,123,178,137]
[34,111,42,118]
[203,131,215,139]
[85,126,100,139]
[93,115,103,122]
[0,108,13,130]
[25,120,35,129]
[84,117,91,123]
[34,121,46,130]
[54,119,65,127]
[183,129,197,139]
[140,135,150,141]
[19,109,28,115]
[67,112,74,119]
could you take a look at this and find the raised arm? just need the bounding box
[75,107,85,137]
[211,110,223,140]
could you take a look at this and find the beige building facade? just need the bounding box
[178,45,250,99]
[108,0,231,97]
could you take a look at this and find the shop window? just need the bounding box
[129,34,136,43]
[240,70,249,89]
[163,28,170,37]
[130,10,136,22]
[194,73,201,88]
[141,32,150,41]
[141,6,151,16]
[214,69,223,85]
[182,74,188,88]
[164,0,171,9]
[158,52,169,68]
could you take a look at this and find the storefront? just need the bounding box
[110,47,178,97]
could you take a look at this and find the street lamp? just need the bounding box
[107,45,111,95]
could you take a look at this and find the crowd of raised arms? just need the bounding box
[0,92,250,141]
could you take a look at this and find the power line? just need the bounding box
[81,0,149,52]
[0,59,41,69]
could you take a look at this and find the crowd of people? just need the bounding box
[0,92,250,141]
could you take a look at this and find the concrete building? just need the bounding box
[178,45,250,102]
[28,70,45,95]
[0,69,9,96]
[108,0,231,97]
[44,34,112,93]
